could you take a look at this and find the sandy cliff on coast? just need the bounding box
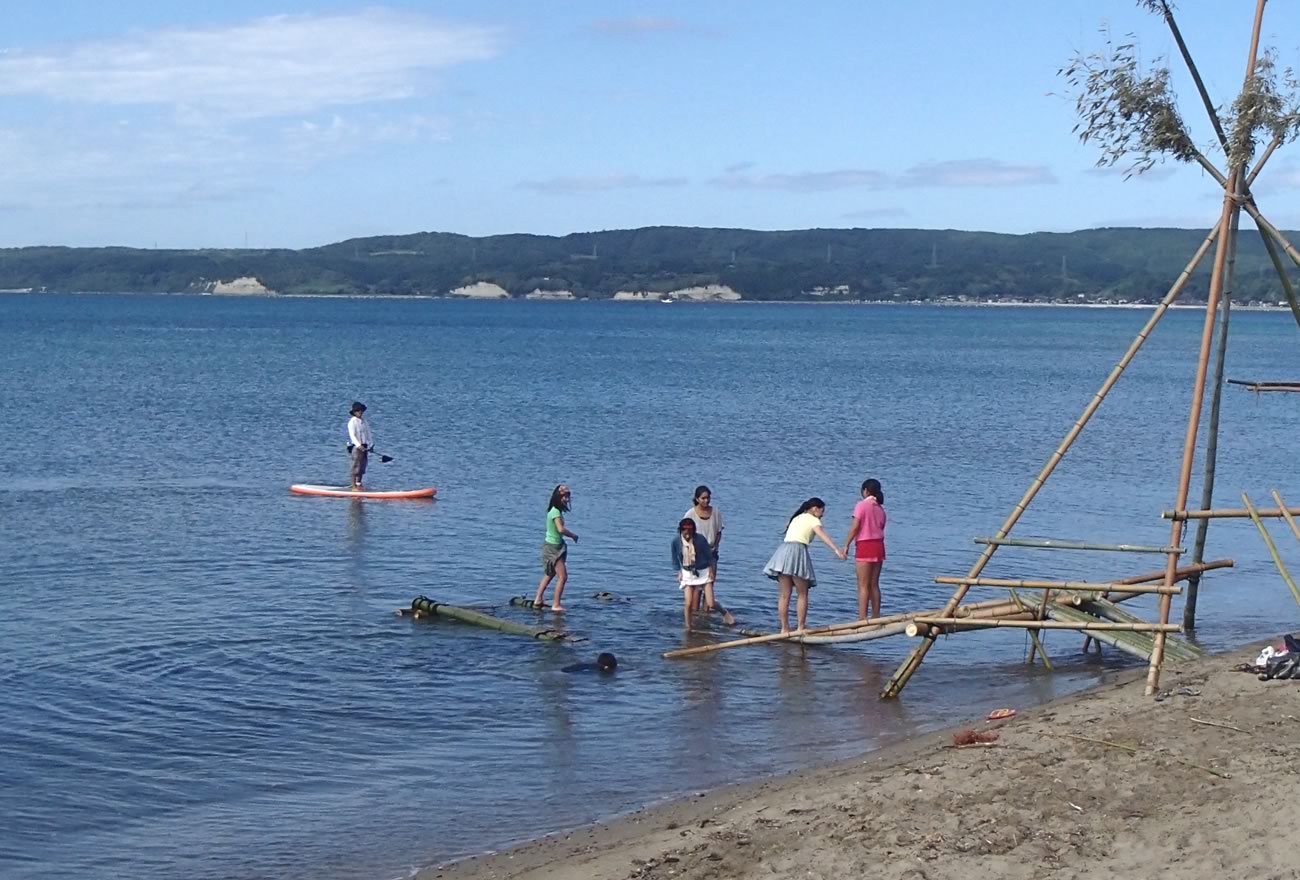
[614,284,742,302]
[449,282,511,299]
[206,276,275,295]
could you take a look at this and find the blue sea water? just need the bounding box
[2,294,1298,880]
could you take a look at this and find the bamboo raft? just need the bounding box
[399,596,586,642]
[663,560,1226,661]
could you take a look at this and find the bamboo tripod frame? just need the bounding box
[881,0,1295,698]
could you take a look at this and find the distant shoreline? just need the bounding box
[0,289,1292,311]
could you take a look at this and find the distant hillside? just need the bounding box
[0,226,1294,302]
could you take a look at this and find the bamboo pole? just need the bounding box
[1077,599,1202,660]
[1109,558,1233,586]
[1242,493,1300,608]
[1246,206,1300,269]
[935,577,1182,595]
[1255,228,1300,333]
[1048,606,1159,661]
[972,536,1184,554]
[1247,136,1281,187]
[1272,491,1300,542]
[1165,506,1300,521]
[880,219,1224,699]
[907,618,1183,635]
[1243,204,1300,333]
[1155,1,1231,154]
[1186,188,1241,630]
[799,622,913,644]
[1149,0,1267,696]
[1010,589,1052,671]
[665,598,1024,658]
[1227,380,1300,391]
[404,596,580,642]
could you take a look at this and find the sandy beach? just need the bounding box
[424,643,1298,880]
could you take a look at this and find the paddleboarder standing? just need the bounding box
[347,402,373,491]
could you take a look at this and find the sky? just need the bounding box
[0,1,1296,249]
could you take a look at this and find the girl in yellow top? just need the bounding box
[762,497,846,634]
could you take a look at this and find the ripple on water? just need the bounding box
[1,297,1298,880]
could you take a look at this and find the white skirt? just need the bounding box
[679,568,710,588]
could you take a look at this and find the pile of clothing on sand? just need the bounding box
[1236,634,1300,680]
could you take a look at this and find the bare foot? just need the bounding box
[550,605,567,613]
[723,612,737,626]
[779,628,790,636]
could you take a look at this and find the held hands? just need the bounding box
[836,548,848,561]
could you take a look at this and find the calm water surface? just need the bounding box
[2,295,1298,879]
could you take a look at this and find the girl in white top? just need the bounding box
[684,484,735,625]
[762,497,846,634]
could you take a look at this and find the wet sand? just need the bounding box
[421,643,1297,880]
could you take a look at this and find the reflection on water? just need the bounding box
[1,295,1298,880]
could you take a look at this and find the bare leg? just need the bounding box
[683,586,697,630]
[777,575,794,634]
[854,559,870,620]
[533,573,554,607]
[551,558,568,612]
[704,583,736,625]
[865,562,883,619]
[793,577,811,631]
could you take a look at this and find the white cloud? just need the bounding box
[517,174,688,194]
[0,10,499,118]
[898,159,1057,188]
[711,169,888,192]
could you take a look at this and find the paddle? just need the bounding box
[347,444,394,463]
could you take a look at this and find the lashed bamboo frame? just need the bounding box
[879,218,1224,698]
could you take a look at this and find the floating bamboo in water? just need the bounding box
[934,576,1182,595]
[972,536,1185,554]
[1272,491,1300,543]
[1242,494,1300,608]
[906,618,1182,636]
[401,596,584,642]
[1164,506,1300,521]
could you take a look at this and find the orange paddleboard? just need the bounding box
[290,484,437,500]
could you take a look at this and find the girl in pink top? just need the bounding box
[842,478,886,620]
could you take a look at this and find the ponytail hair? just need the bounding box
[861,478,884,505]
[787,497,826,527]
